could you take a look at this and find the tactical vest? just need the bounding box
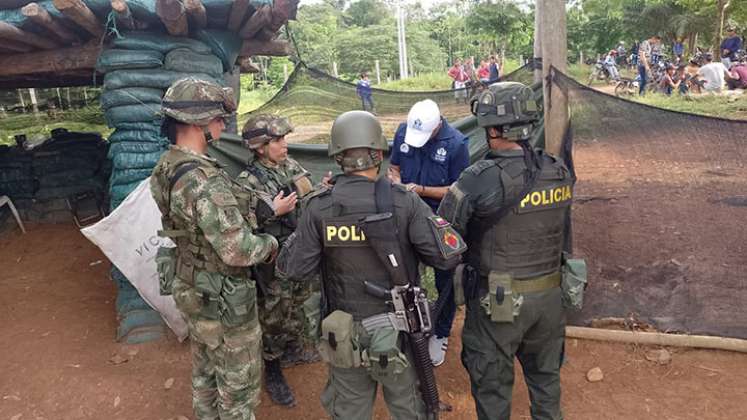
[245,164,297,243]
[151,149,248,284]
[316,180,418,320]
[473,151,573,280]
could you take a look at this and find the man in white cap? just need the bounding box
[388,99,470,366]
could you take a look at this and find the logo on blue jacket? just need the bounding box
[434,147,447,162]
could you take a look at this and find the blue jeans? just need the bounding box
[434,268,456,338]
[360,96,374,113]
[638,65,647,95]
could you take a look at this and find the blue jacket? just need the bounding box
[356,79,372,98]
[390,118,470,211]
[721,36,743,60]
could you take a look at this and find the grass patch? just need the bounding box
[0,106,110,146]
[632,92,747,120]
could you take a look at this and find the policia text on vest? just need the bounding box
[519,184,572,213]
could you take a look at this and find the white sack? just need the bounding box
[81,178,188,340]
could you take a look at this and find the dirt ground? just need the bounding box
[1,224,746,420]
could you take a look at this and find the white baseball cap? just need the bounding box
[404,99,441,148]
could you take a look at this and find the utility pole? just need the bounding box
[538,0,568,157]
[375,59,381,84]
[533,0,543,84]
[396,0,408,79]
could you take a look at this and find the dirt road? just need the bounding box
[1,225,745,420]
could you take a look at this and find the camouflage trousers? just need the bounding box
[461,287,566,420]
[258,274,312,361]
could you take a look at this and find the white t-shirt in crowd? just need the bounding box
[698,62,728,92]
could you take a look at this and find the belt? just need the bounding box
[512,271,561,294]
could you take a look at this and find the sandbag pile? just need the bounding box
[0,130,109,224]
[97,30,241,343]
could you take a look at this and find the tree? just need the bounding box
[347,0,389,27]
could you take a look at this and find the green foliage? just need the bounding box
[346,0,388,27]
[377,72,453,91]
[0,106,110,145]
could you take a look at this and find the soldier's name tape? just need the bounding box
[518,184,573,213]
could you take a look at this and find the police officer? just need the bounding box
[236,114,317,407]
[277,110,466,420]
[151,78,278,420]
[438,82,574,420]
[388,99,470,366]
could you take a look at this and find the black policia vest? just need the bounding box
[317,178,419,320]
[476,151,573,280]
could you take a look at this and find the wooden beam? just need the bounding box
[538,0,568,157]
[0,0,34,8]
[239,5,271,39]
[110,0,135,30]
[0,39,34,53]
[255,27,276,41]
[0,42,100,77]
[227,0,252,32]
[268,0,299,32]
[156,0,188,36]
[0,21,59,50]
[240,39,290,57]
[53,0,104,38]
[22,2,78,43]
[184,0,207,29]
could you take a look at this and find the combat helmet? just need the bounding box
[471,81,541,141]
[162,77,236,127]
[241,114,293,149]
[329,111,388,173]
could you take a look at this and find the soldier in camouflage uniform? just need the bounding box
[150,78,278,420]
[236,114,317,407]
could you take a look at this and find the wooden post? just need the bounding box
[375,59,381,84]
[83,87,88,105]
[1,40,33,53]
[156,0,188,36]
[0,21,59,49]
[28,88,39,115]
[333,61,338,78]
[533,0,543,84]
[579,50,584,64]
[240,39,291,56]
[110,0,135,30]
[53,0,104,38]
[283,63,288,82]
[228,0,251,31]
[539,0,568,157]
[56,87,63,110]
[0,43,101,78]
[519,54,524,66]
[17,89,26,113]
[0,106,6,118]
[184,0,207,29]
[65,87,72,109]
[22,2,78,43]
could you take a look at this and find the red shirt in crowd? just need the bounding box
[448,65,469,82]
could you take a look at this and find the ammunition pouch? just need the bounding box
[220,276,256,328]
[561,254,587,310]
[453,264,480,306]
[487,272,515,323]
[156,246,177,296]
[319,310,360,368]
[194,271,223,320]
[362,326,409,381]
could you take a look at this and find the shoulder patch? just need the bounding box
[427,215,467,258]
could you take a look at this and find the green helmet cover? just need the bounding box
[162,77,236,126]
[241,114,293,149]
[471,81,540,141]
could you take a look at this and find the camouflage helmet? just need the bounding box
[161,77,236,126]
[329,111,388,173]
[471,81,540,141]
[241,114,293,149]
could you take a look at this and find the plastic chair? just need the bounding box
[0,195,26,234]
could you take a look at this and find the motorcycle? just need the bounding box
[614,77,638,97]
[588,60,614,85]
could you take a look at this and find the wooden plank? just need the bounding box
[538,0,568,157]
[22,2,78,43]
[238,56,259,73]
[184,0,207,29]
[227,0,252,32]
[0,42,100,77]
[240,39,290,56]
[156,0,188,36]
[239,4,271,39]
[110,0,135,30]
[53,0,104,38]
[268,0,299,32]
[0,21,59,49]
[0,39,34,53]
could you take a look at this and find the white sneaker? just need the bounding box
[429,335,448,367]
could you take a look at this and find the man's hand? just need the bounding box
[321,171,334,188]
[387,167,401,184]
[273,190,297,216]
[404,183,421,194]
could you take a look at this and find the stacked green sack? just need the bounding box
[97,31,241,344]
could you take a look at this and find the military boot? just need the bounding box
[280,341,322,368]
[264,359,295,407]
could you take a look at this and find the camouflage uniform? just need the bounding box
[151,78,277,420]
[237,154,313,362]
